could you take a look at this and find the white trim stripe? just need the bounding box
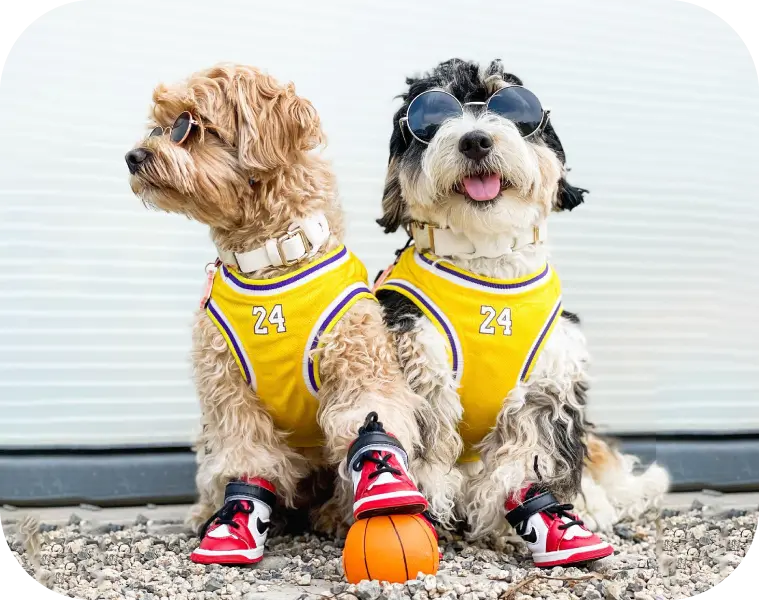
[302,282,372,397]
[383,278,463,383]
[532,542,612,565]
[414,251,553,294]
[517,296,563,384]
[191,547,265,559]
[220,248,350,296]
[206,298,257,391]
[352,490,428,510]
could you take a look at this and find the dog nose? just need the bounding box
[458,131,493,161]
[125,148,151,174]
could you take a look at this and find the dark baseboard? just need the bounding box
[617,436,759,492]
[2,437,759,506]
[0,451,198,506]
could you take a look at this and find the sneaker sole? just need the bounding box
[190,547,264,565]
[532,542,614,568]
[353,491,428,519]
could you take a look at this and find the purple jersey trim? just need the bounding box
[419,252,550,290]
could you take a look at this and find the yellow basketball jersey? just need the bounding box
[376,248,563,462]
[205,245,375,447]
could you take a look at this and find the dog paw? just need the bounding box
[185,503,215,534]
[575,476,618,532]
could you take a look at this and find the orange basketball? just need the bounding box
[343,514,439,583]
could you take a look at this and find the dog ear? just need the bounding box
[233,69,324,172]
[484,59,523,86]
[376,106,409,233]
[555,177,588,211]
[377,157,405,233]
[538,115,586,211]
[278,84,324,153]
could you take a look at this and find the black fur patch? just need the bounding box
[561,309,581,324]
[551,406,589,498]
[556,178,588,212]
[376,289,423,333]
[574,380,590,409]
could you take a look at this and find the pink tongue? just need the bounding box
[462,174,501,201]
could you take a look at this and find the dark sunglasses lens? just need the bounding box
[149,126,163,138]
[170,112,193,143]
[488,87,543,137]
[407,91,462,142]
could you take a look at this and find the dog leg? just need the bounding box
[188,312,310,564]
[392,318,464,527]
[466,378,614,567]
[316,299,433,520]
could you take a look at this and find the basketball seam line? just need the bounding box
[388,515,410,582]
[411,515,435,571]
[362,518,371,581]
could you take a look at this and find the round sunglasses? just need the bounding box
[148,111,203,144]
[399,86,549,145]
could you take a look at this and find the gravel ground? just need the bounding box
[3,500,756,600]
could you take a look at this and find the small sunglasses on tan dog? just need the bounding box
[148,111,201,144]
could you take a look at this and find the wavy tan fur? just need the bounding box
[127,63,429,535]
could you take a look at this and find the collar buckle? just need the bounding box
[410,221,435,254]
[532,225,541,244]
[277,227,311,266]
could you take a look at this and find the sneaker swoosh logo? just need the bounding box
[520,527,538,544]
[256,517,270,535]
[515,521,538,544]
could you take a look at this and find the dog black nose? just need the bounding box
[458,130,493,161]
[125,148,151,174]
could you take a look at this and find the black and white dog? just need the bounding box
[374,58,668,567]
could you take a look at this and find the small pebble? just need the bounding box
[356,579,381,600]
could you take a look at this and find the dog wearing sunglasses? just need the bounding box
[374,58,669,567]
[125,64,438,565]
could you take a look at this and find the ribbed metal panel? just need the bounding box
[0,0,757,446]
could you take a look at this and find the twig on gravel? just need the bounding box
[499,572,603,599]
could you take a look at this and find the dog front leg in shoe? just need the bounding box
[316,298,432,521]
[467,384,614,568]
[188,312,309,565]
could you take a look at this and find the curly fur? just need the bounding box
[126,63,429,535]
[377,58,669,537]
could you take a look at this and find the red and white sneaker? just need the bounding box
[505,485,614,568]
[190,478,276,565]
[347,412,428,519]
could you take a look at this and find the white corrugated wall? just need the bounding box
[0,0,757,447]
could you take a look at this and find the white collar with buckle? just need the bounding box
[409,221,547,259]
[215,212,331,273]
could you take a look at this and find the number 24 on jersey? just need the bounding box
[479,306,512,335]
[252,304,287,334]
